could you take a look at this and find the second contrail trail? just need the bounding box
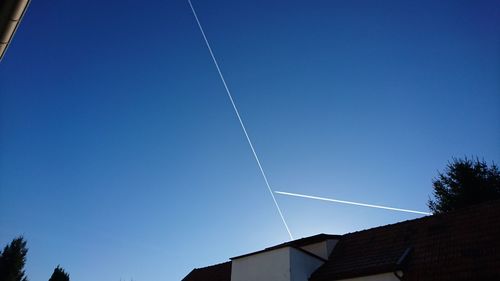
[275,191,432,215]
[188,0,293,240]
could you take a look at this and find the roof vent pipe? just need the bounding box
[393,247,413,280]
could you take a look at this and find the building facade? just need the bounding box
[183,200,500,281]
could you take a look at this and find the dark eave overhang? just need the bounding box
[231,233,341,260]
[0,0,30,62]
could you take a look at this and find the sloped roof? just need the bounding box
[182,261,231,281]
[181,234,339,280]
[0,0,30,61]
[231,233,340,260]
[310,200,500,281]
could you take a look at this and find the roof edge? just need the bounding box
[231,233,341,260]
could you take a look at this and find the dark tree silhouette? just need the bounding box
[428,157,500,214]
[0,236,28,281]
[48,266,69,281]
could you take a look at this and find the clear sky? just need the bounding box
[1,0,499,280]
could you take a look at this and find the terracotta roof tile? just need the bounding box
[310,200,500,281]
[182,261,231,281]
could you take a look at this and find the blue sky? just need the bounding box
[1,0,499,280]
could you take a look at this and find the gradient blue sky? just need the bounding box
[1,0,499,280]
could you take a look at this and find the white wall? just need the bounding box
[290,247,324,281]
[231,246,328,281]
[231,247,291,281]
[231,238,339,281]
[338,272,399,281]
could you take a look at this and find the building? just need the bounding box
[182,200,500,281]
[0,0,30,61]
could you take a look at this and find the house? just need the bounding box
[182,200,500,281]
[0,0,30,61]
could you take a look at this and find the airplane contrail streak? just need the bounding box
[188,0,294,240]
[275,191,432,215]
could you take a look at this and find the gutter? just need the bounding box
[0,0,30,62]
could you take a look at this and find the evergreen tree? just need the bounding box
[0,236,28,281]
[428,157,500,214]
[48,266,69,281]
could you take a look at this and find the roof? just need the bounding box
[182,234,339,280]
[310,200,500,281]
[182,261,231,281]
[231,233,341,260]
[0,0,30,61]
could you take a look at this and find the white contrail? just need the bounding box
[275,191,432,215]
[188,0,294,240]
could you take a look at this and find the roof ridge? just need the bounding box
[231,233,341,260]
[192,260,230,270]
[310,199,500,281]
[340,199,500,237]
